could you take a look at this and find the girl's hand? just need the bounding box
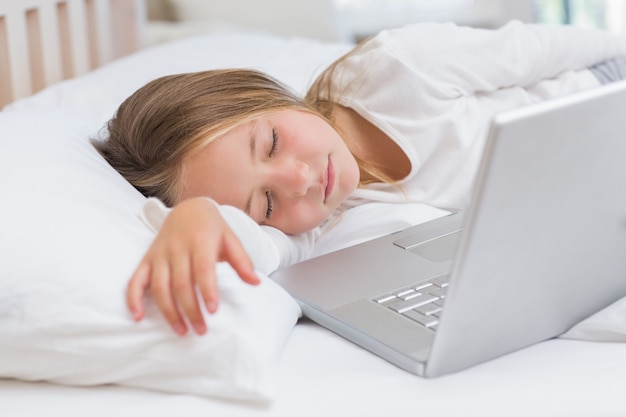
[127,197,260,336]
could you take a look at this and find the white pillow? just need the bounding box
[0,108,300,403]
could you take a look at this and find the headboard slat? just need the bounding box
[26,7,45,92]
[37,2,64,87]
[4,4,32,102]
[66,0,90,77]
[0,15,11,104]
[0,0,145,108]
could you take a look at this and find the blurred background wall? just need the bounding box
[144,0,626,45]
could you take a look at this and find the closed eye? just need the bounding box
[265,191,274,220]
[269,128,278,157]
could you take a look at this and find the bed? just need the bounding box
[2,1,626,416]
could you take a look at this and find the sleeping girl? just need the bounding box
[94,21,626,336]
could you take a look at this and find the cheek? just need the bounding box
[338,151,360,195]
[277,201,329,234]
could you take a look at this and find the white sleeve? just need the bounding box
[261,225,319,268]
[141,198,315,275]
[380,20,626,98]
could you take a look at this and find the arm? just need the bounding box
[141,197,316,272]
[128,198,261,336]
[130,197,315,336]
[380,20,626,97]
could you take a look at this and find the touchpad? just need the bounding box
[407,231,460,262]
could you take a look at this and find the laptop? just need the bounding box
[271,80,626,377]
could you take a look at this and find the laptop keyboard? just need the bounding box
[373,275,449,331]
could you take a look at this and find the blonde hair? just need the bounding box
[305,41,397,186]
[95,49,393,207]
[94,69,320,205]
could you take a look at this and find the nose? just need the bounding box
[273,159,313,197]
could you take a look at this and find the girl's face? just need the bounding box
[180,109,360,234]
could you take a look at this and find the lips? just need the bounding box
[324,156,335,202]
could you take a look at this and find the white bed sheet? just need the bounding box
[3,29,626,416]
[3,325,626,417]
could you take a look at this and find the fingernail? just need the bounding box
[194,323,207,335]
[173,323,187,335]
[207,301,218,313]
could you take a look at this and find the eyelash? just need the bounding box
[269,128,278,157]
[265,191,274,220]
[265,129,278,220]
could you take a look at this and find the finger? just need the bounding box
[150,259,188,336]
[221,231,261,286]
[191,243,219,315]
[171,253,207,335]
[127,262,151,321]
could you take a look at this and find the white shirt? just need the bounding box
[333,20,626,211]
[143,21,626,272]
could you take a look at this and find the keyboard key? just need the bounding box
[373,294,396,304]
[399,291,424,301]
[430,275,450,288]
[403,309,439,328]
[388,293,438,313]
[394,288,416,299]
[413,282,433,291]
[429,287,447,299]
[415,303,442,316]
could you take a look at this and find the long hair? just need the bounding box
[93,69,320,205]
[304,40,398,187]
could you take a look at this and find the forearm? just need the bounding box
[383,21,626,97]
[141,197,314,275]
[515,22,626,83]
[141,198,279,274]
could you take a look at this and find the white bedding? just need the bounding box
[2,30,626,416]
[2,328,626,417]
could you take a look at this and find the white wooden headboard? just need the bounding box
[0,0,145,108]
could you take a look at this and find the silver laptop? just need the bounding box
[271,80,626,377]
